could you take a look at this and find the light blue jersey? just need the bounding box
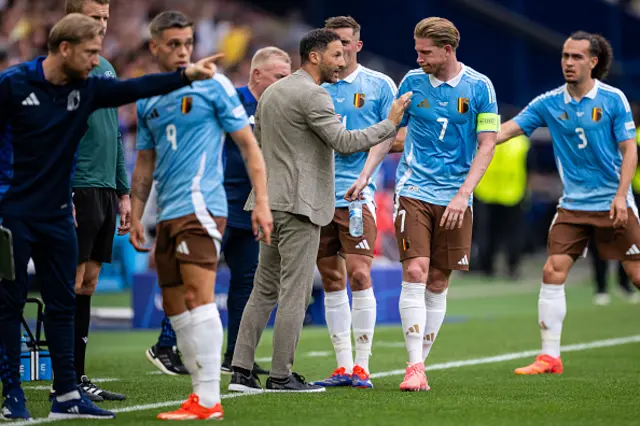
[322,65,397,208]
[395,64,498,207]
[136,74,249,223]
[514,80,636,211]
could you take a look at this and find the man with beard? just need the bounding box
[229,28,412,393]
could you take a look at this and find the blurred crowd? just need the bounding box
[3,0,640,285]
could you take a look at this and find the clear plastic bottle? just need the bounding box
[349,200,363,237]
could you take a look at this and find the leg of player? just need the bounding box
[74,261,125,401]
[514,254,573,375]
[313,255,353,387]
[422,267,450,365]
[157,230,225,420]
[399,256,429,392]
[621,260,640,291]
[346,253,376,389]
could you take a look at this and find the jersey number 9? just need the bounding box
[166,124,177,151]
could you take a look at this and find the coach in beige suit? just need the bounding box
[229,28,412,392]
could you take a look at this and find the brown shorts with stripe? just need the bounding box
[318,205,377,259]
[548,208,640,260]
[155,213,226,288]
[394,196,473,271]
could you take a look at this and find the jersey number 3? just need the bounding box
[166,124,177,151]
[575,127,588,150]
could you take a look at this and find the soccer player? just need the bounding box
[0,13,220,421]
[65,0,128,402]
[394,17,498,391]
[312,16,398,389]
[497,31,640,375]
[147,47,290,379]
[221,47,291,376]
[128,12,272,420]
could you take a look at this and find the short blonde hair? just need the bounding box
[48,13,104,52]
[414,17,460,50]
[250,47,291,74]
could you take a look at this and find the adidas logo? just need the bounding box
[176,241,190,255]
[405,324,420,335]
[356,335,369,344]
[626,244,640,255]
[423,332,435,342]
[67,406,80,414]
[417,99,430,108]
[355,239,370,250]
[22,92,40,106]
[457,255,469,266]
[82,337,88,344]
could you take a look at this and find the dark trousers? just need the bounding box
[474,200,524,276]
[221,226,259,359]
[589,238,632,294]
[0,215,77,397]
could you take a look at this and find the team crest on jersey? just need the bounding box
[353,93,366,108]
[104,70,115,78]
[558,111,569,121]
[181,96,193,114]
[592,107,603,122]
[457,97,469,114]
[67,90,80,111]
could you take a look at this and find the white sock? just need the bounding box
[352,288,376,373]
[324,289,354,373]
[191,303,223,408]
[170,311,199,394]
[399,282,426,365]
[423,288,447,363]
[538,283,566,358]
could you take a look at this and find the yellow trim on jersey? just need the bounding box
[477,113,500,132]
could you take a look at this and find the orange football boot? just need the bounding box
[157,394,224,421]
[514,354,563,375]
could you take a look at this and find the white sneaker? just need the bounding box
[626,292,640,305]
[593,293,611,306]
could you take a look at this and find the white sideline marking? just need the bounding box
[370,335,640,379]
[13,335,640,425]
[23,378,120,391]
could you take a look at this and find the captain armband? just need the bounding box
[477,113,500,132]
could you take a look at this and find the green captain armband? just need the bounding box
[477,113,500,132]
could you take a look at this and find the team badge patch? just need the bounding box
[592,107,603,122]
[558,111,569,121]
[457,97,469,114]
[181,96,193,115]
[354,93,366,108]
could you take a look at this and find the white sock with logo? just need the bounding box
[190,303,223,408]
[422,288,447,363]
[399,282,427,365]
[538,283,566,358]
[324,289,354,374]
[170,311,199,393]
[352,288,376,374]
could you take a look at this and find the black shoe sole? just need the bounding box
[228,383,264,393]
[265,387,326,393]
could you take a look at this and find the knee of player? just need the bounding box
[405,263,427,284]
[349,267,371,291]
[77,277,99,295]
[627,266,640,288]
[321,271,346,292]
[542,259,568,284]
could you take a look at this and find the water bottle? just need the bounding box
[349,200,363,237]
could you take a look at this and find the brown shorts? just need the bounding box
[548,208,640,261]
[155,213,227,288]
[318,204,377,258]
[394,196,473,271]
